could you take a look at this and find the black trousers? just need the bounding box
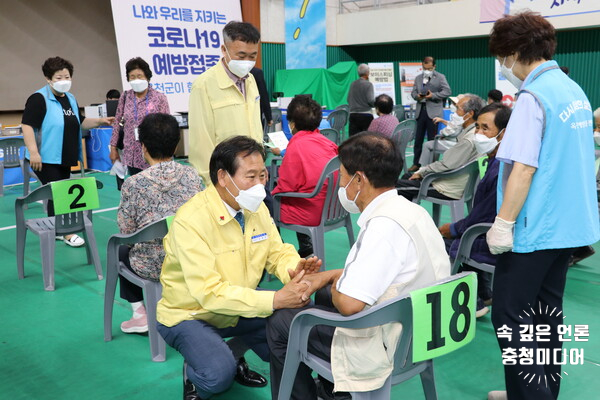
[396,178,454,201]
[267,288,336,400]
[118,245,144,303]
[33,162,72,217]
[296,232,313,258]
[349,113,374,136]
[413,107,438,168]
[492,248,574,400]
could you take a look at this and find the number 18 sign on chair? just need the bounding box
[50,177,100,215]
[411,272,477,363]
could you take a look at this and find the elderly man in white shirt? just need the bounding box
[267,132,450,400]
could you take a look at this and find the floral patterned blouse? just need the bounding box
[117,161,202,280]
[110,87,170,170]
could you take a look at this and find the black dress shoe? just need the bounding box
[569,245,595,266]
[234,357,268,387]
[184,379,203,400]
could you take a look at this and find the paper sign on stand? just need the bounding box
[368,63,396,102]
[399,62,423,107]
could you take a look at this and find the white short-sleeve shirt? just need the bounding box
[336,190,418,305]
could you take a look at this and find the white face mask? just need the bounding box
[51,80,71,94]
[474,129,503,154]
[129,79,149,93]
[449,111,469,127]
[423,70,433,78]
[224,46,255,78]
[500,57,523,90]
[338,173,361,214]
[593,131,600,146]
[226,173,266,213]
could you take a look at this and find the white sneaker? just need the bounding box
[488,390,507,400]
[121,314,148,333]
[64,234,85,247]
[476,306,490,318]
[55,235,64,241]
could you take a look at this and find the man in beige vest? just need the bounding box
[267,133,450,400]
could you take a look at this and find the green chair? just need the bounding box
[390,119,417,176]
[104,217,171,362]
[327,109,349,140]
[272,156,354,268]
[334,104,350,113]
[451,223,495,277]
[264,107,284,140]
[277,272,477,400]
[412,159,480,226]
[15,177,103,291]
[392,104,406,122]
[320,128,340,145]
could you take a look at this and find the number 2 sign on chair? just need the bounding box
[411,272,477,363]
[50,177,100,215]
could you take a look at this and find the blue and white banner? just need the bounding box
[285,0,326,70]
[110,0,241,112]
[480,0,600,23]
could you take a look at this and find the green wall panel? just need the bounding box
[343,37,495,105]
[262,28,600,108]
[553,29,600,109]
[261,43,286,102]
[262,43,354,100]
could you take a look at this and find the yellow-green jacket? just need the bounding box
[157,185,299,328]
[188,60,263,184]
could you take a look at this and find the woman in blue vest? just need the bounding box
[22,57,114,247]
[486,12,599,400]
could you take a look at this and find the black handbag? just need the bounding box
[116,94,128,150]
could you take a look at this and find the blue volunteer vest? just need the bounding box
[498,60,600,252]
[25,85,82,164]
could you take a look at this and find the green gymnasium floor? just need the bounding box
[0,156,598,399]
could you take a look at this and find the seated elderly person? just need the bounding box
[267,133,450,400]
[117,113,202,333]
[397,94,485,201]
[367,94,399,138]
[272,95,338,257]
[419,94,465,165]
[156,136,322,400]
[438,103,511,318]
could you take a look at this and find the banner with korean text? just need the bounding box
[368,63,396,103]
[480,0,600,23]
[110,0,241,112]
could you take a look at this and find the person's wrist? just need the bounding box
[272,291,280,310]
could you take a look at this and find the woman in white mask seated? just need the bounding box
[109,57,170,189]
[21,56,114,247]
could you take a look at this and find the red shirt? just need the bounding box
[272,130,338,226]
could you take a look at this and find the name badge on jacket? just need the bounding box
[251,233,268,243]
